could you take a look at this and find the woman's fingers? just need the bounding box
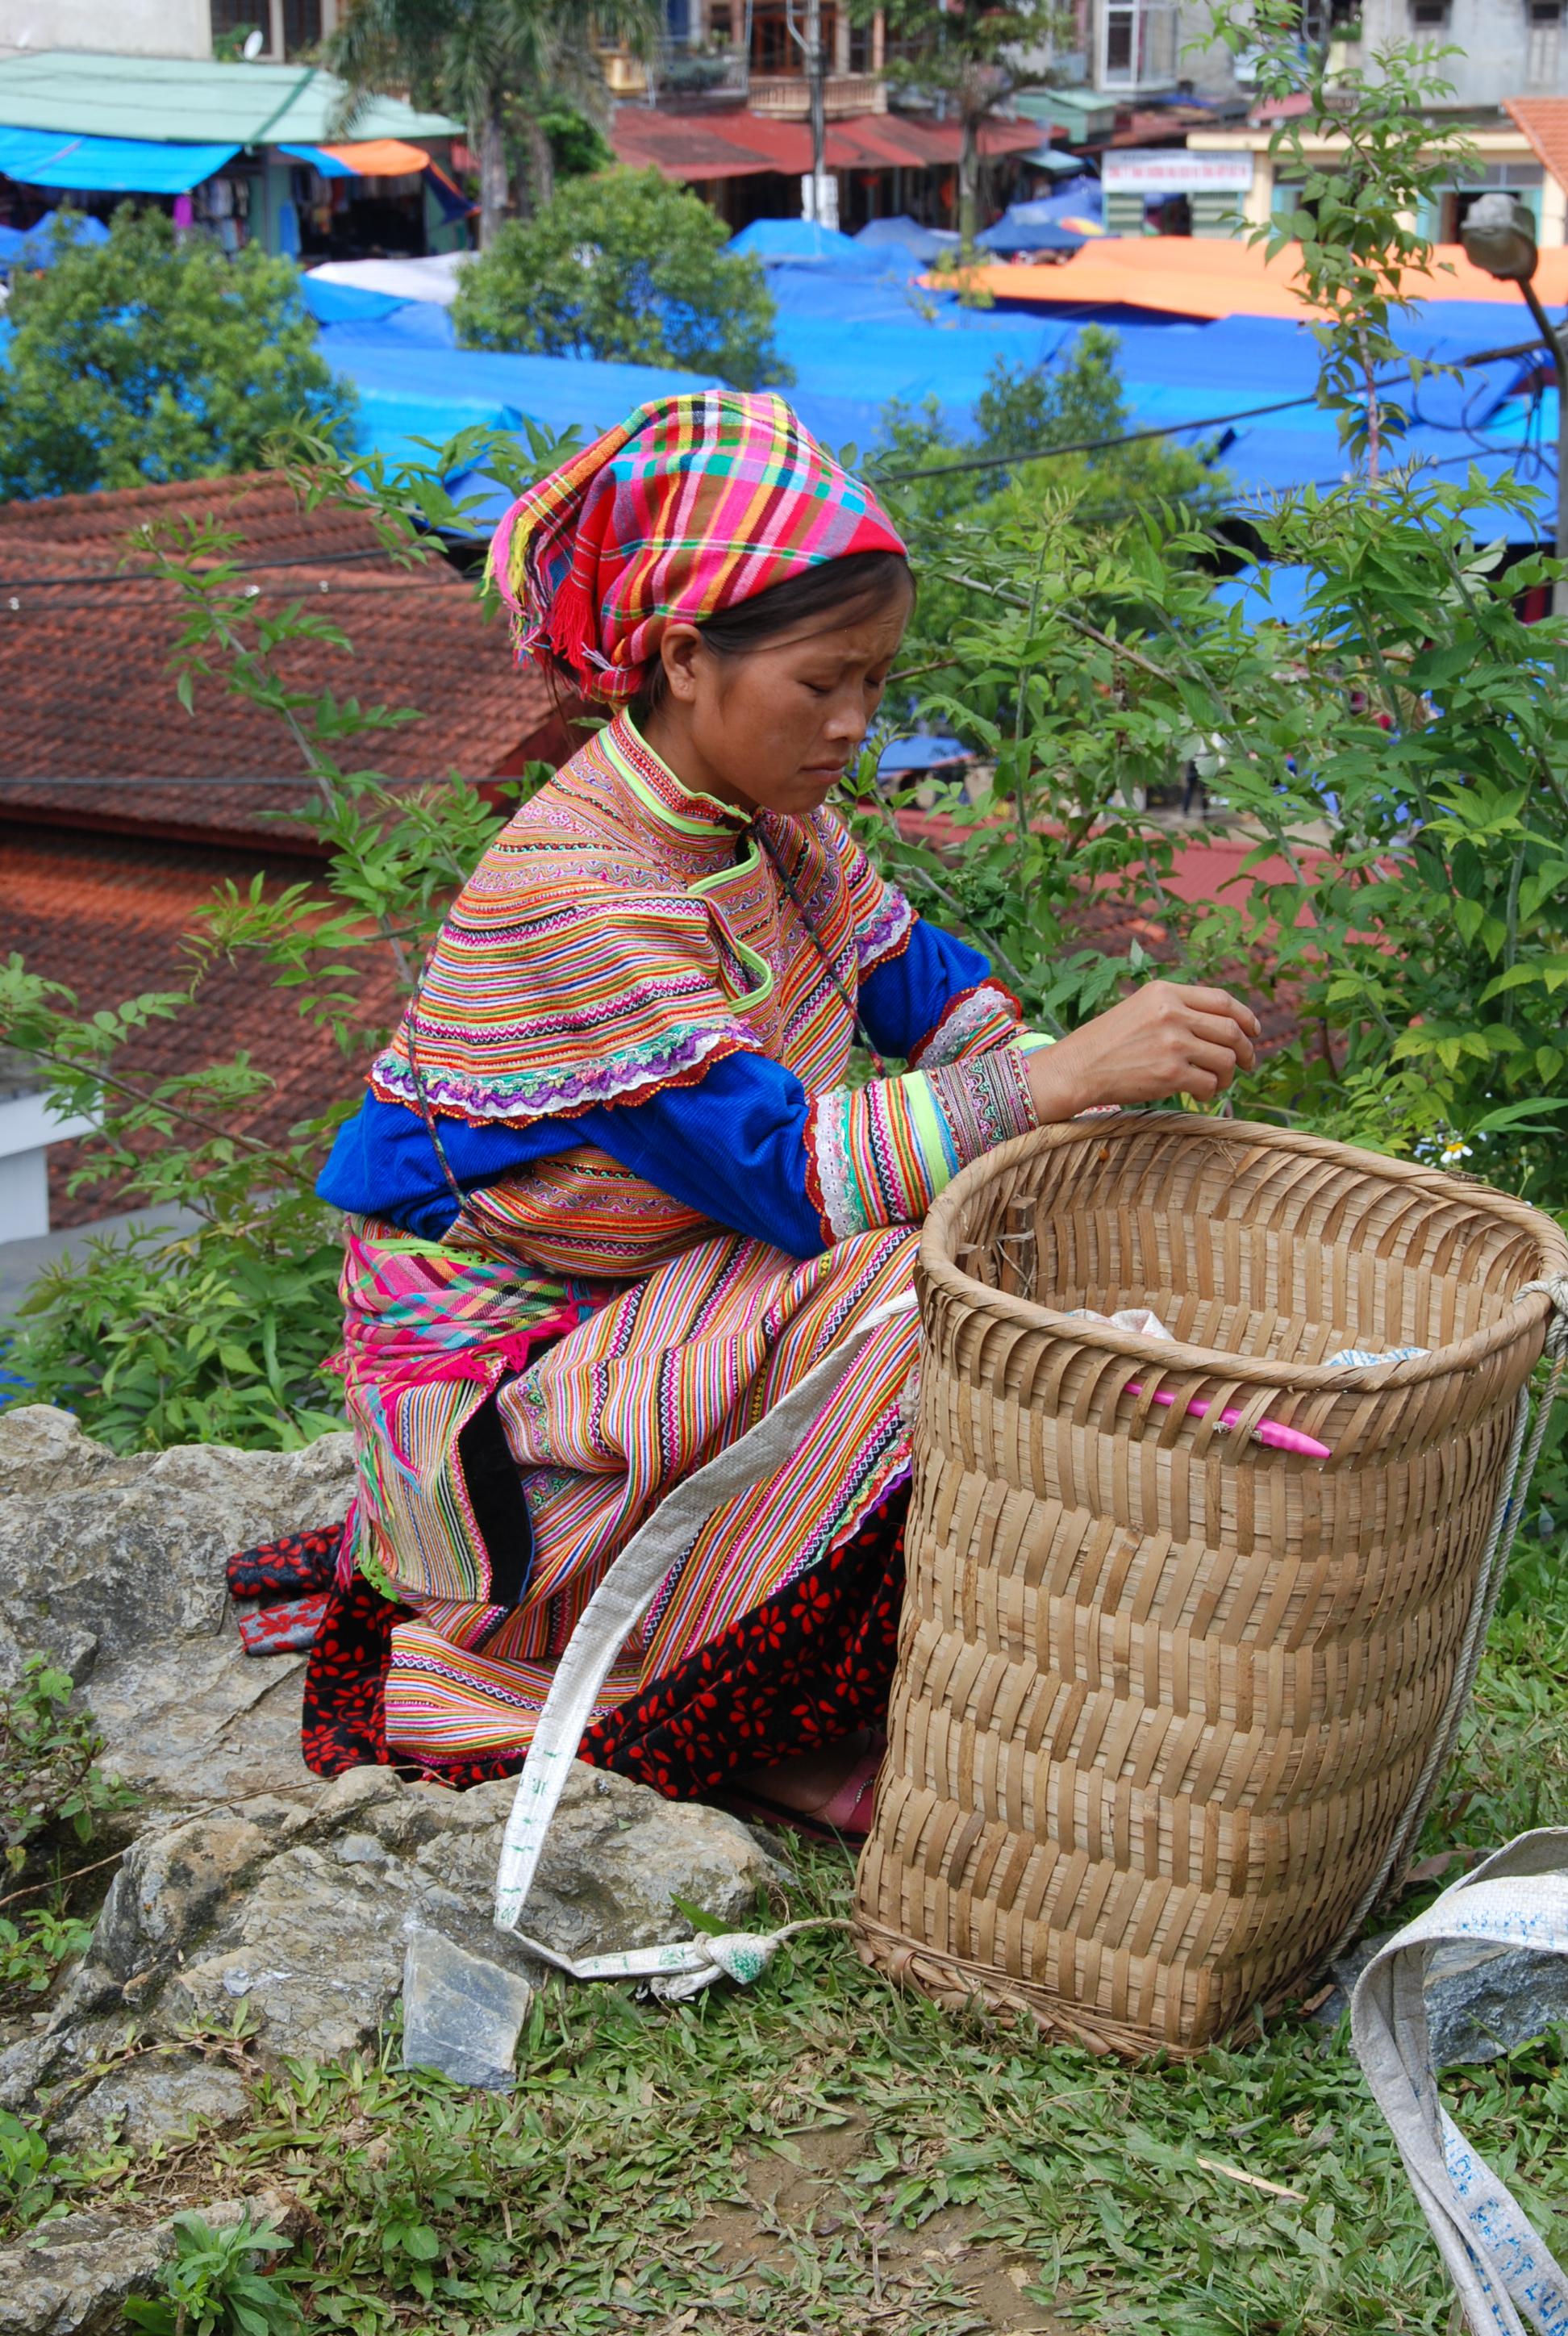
[1181,1008,1257,1069]
[1178,985,1261,1038]
[1178,1037,1242,1085]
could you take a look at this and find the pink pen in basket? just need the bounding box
[1066,1307,1332,1462]
[1121,1382,1332,1459]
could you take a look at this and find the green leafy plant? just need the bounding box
[1210,0,1474,473]
[452,168,793,389]
[0,1658,135,1879]
[0,424,576,1453]
[125,2213,300,2336]
[861,0,1070,246]
[0,1910,95,2000]
[0,208,354,502]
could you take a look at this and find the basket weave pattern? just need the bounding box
[854,1116,1568,2056]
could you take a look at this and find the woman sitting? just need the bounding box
[309,389,1259,1833]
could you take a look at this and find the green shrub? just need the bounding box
[452,167,791,388]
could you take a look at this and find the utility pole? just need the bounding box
[1462,191,1568,618]
[790,0,835,228]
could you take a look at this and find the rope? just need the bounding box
[1325,1276,1568,1967]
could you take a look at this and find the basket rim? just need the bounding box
[919,1112,1568,1391]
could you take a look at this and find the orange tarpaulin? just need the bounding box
[931,238,1568,320]
[315,140,432,177]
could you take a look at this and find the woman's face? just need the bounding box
[640,579,914,820]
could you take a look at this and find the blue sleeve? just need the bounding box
[857,916,997,1060]
[317,1098,577,1241]
[319,1055,826,1257]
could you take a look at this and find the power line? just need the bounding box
[0,542,454,591]
[866,337,1548,486]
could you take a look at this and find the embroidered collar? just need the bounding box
[606,711,753,838]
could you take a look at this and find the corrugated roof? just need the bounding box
[611,104,1044,182]
[0,51,458,147]
[0,470,558,852]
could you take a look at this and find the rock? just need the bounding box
[402,1929,533,2091]
[78,1640,310,1812]
[1424,1939,1568,2067]
[0,1405,790,2133]
[0,2196,295,2336]
[0,1404,352,1811]
[1310,1928,1568,2067]
[48,2057,252,2151]
[0,2209,177,2336]
[30,1762,786,2135]
[0,1405,354,1681]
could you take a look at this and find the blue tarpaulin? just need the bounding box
[315,319,723,477]
[0,126,238,193]
[878,732,968,773]
[1212,565,1314,626]
[0,206,110,269]
[729,217,878,267]
[278,143,359,181]
[854,215,959,264]
[975,214,1086,254]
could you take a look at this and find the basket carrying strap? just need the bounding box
[1350,1831,1568,2336]
[490,1293,915,1996]
[1349,1281,1568,2335]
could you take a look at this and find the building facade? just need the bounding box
[1355,0,1568,110]
[0,0,341,63]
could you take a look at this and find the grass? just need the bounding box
[7,1508,1568,2336]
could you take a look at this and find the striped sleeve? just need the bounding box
[803,1047,1039,1245]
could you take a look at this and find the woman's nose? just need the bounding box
[824,693,867,744]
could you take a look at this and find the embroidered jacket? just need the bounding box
[319,711,1042,1261]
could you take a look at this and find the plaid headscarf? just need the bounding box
[487,390,907,704]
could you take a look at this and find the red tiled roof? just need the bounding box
[1503,97,1568,193]
[611,104,1043,181]
[0,470,559,852]
[2,827,401,1229]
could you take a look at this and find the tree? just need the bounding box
[1212,0,1473,480]
[868,0,1066,248]
[327,0,657,251]
[0,209,353,503]
[452,169,793,390]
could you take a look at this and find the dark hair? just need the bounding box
[631,549,913,723]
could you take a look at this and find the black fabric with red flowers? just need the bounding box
[291,1487,907,1799]
[226,1525,342,1606]
[579,1487,907,1796]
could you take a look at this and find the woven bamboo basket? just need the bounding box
[854,1113,1568,2057]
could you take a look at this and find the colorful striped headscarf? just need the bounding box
[487,389,907,704]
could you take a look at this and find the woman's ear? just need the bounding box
[659,622,705,704]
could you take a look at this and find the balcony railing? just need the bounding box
[601,39,753,104]
[749,70,886,115]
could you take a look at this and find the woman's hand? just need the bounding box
[1025,982,1261,1122]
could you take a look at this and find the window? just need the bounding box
[283,0,322,52]
[1408,0,1449,24]
[750,3,837,73]
[1099,0,1176,90]
[1528,0,1562,77]
[211,0,265,49]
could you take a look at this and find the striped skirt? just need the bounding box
[334,1203,920,1771]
